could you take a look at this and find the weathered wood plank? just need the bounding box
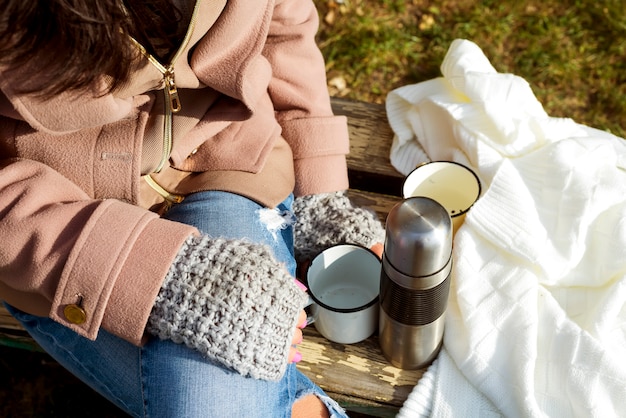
[0,304,22,330]
[332,97,403,180]
[326,393,400,418]
[297,327,424,410]
[335,97,405,198]
[346,189,401,223]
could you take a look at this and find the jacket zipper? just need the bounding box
[126,2,201,172]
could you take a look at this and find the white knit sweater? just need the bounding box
[387,39,626,418]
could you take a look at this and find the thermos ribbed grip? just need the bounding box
[379,272,450,326]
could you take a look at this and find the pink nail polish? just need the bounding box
[294,279,308,292]
[293,352,303,363]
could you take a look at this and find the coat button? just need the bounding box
[64,304,87,324]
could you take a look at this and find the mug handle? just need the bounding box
[295,279,316,326]
[305,296,316,326]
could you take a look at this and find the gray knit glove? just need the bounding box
[147,235,308,381]
[293,191,385,262]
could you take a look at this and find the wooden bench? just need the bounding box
[0,97,425,417]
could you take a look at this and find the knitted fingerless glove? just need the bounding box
[147,235,308,381]
[293,191,386,262]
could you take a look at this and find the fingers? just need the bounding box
[288,346,303,364]
[297,310,307,328]
[289,310,308,364]
[288,328,303,363]
[292,328,303,345]
[370,242,384,258]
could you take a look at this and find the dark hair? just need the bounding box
[0,0,183,98]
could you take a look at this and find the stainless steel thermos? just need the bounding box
[379,197,453,369]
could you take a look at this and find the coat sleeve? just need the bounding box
[264,0,350,196]
[0,158,197,345]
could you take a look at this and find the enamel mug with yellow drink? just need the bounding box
[402,161,481,234]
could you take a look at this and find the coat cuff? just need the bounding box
[102,219,197,345]
[281,115,350,160]
[49,199,197,344]
[280,114,351,196]
[293,154,349,197]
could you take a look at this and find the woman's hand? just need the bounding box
[288,310,307,363]
[293,191,386,263]
[147,235,309,381]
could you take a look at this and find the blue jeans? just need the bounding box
[6,191,347,417]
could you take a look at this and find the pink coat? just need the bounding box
[0,0,349,345]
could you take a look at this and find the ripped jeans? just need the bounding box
[7,191,347,418]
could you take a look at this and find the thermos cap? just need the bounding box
[384,197,452,277]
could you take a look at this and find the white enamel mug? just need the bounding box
[305,244,381,344]
[403,161,481,233]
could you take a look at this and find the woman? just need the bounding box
[0,0,385,416]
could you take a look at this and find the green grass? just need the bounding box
[314,0,626,138]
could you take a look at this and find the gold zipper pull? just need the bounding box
[164,68,181,113]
